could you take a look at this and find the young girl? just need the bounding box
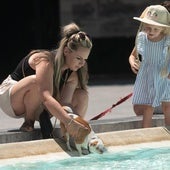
[0,22,92,143]
[131,5,170,127]
[129,1,170,74]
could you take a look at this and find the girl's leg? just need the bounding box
[162,102,170,126]
[10,75,42,131]
[72,88,88,118]
[133,104,154,127]
[133,104,145,115]
[142,105,154,128]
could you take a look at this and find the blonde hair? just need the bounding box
[53,22,92,99]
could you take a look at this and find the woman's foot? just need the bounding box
[20,120,34,132]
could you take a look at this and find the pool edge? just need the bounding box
[0,126,170,159]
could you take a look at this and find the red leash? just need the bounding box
[90,93,133,120]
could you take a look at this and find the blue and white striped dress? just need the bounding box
[132,32,170,107]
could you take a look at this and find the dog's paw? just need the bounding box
[82,148,90,155]
[67,145,72,151]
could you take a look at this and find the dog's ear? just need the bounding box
[75,127,91,144]
[89,141,98,147]
[74,117,91,131]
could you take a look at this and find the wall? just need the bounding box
[60,0,163,37]
[0,0,164,82]
[59,0,164,75]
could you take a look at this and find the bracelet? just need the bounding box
[67,118,74,127]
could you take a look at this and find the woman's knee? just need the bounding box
[72,88,88,117]
[11,76,40,115]
[25,75,37,87]
[12,75,37,94]
[74,88,88,102]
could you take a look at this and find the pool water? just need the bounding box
[1,146,170,170]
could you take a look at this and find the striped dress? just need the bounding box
[132,32,170,107]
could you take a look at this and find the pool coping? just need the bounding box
[0,115,164,144]
[0,126,170,160]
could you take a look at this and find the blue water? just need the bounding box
[1,147,170,170]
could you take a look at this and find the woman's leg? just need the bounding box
[133,104,154,127]
[162,102,170,126]
[72,88,89,118]
[10,75,42,131]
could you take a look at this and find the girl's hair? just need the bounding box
[53,22,92,99]
[161,1,170,12]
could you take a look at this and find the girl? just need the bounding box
[131,5,170,127]
[129,1,170,74]
[0,22,92,143]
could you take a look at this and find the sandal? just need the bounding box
[39,110,53,139]
[20,120,34,132]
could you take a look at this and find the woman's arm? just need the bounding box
[33,53,89,143]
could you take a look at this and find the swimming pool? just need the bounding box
[0,142,170,170]
[1,127,170,170]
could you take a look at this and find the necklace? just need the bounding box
[61,69,69,83]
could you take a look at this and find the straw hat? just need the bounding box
[133,5,170,27]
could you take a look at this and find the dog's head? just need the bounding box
[62,106,91,144]
[88,137,106,154]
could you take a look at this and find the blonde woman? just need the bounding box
[0,22,92,143]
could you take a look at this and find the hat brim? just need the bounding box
[133,17,170,27]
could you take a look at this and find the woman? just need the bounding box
[0,22,92,143]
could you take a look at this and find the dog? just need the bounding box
[60,106,106,156]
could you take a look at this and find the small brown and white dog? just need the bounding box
[60,106,106,156]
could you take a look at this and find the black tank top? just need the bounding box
[10,54,35,81]
[10,50,72,89]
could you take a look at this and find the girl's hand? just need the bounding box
[129,47,140,74]
[130,61,140,74]
[168,74,170,79]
